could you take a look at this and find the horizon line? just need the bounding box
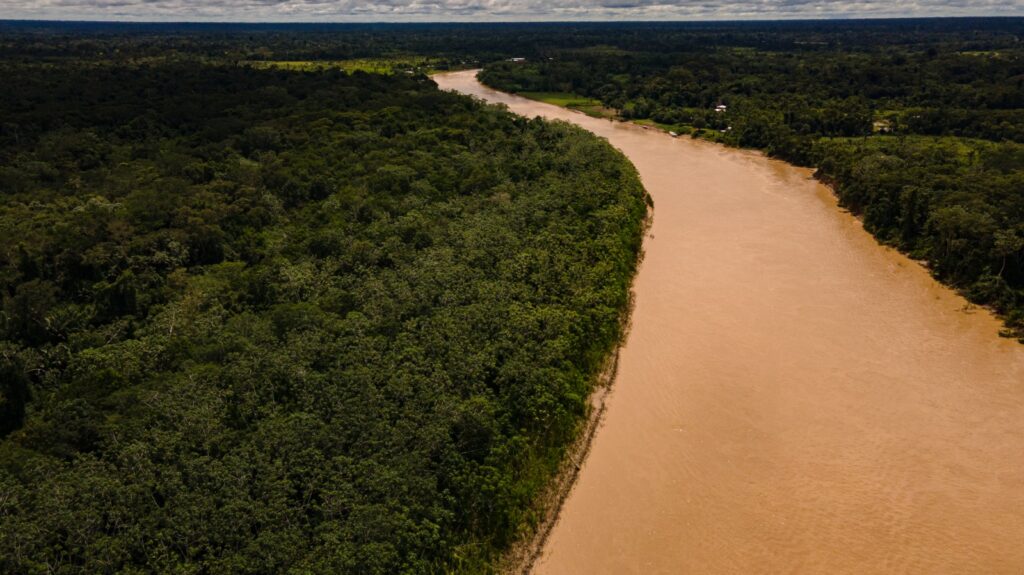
[2,15,1023,25]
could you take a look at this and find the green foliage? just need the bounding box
[518,92,600,107]
[243,57,447,75]
[479,24,1024,338]
[815,136,1024,323]
[0,59,648,573]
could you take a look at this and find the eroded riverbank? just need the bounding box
[434,70,1024,574]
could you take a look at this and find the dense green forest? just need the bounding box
[0,54,648,572]
[478,20,1024,338]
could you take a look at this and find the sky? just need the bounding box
[1,0,1021,22]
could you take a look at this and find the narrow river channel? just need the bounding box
[434,70,1024,574]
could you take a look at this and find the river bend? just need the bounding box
[434,70,1024,575]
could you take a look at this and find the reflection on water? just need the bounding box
[435,71,1024,575]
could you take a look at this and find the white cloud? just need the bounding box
[1,0,1021,21]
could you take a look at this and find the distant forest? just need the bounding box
[0,18,1021,575]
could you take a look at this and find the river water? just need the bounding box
[434,70,1024,574]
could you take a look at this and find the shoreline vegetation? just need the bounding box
[494,210,649,575]
[514,92,617,120]
[498,333,620,575]
[525,89,1024,339]
[479,42,1024,341]
[242,57,478,76]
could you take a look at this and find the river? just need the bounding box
[433,70,1024,574]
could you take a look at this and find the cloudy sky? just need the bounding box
[1,0,1021,22]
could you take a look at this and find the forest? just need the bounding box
[7,18,1014,334]
[0,47,648,573]
[477,18,1024,338]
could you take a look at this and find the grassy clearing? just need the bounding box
[575,104,618,119]
[517,92,617,119]
[520,93,723,141]
[518,92,602,107]
[243,57,445,75]
[632,118,694,135]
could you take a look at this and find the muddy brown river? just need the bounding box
[434,70,1024,574]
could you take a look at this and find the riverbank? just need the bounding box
[482,75,1024,343]
[497,203,651,574]
[498,348,617,575]
[435,69,1024,575]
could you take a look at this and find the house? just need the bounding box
[508,57,526,63]
[715,104,727,113]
